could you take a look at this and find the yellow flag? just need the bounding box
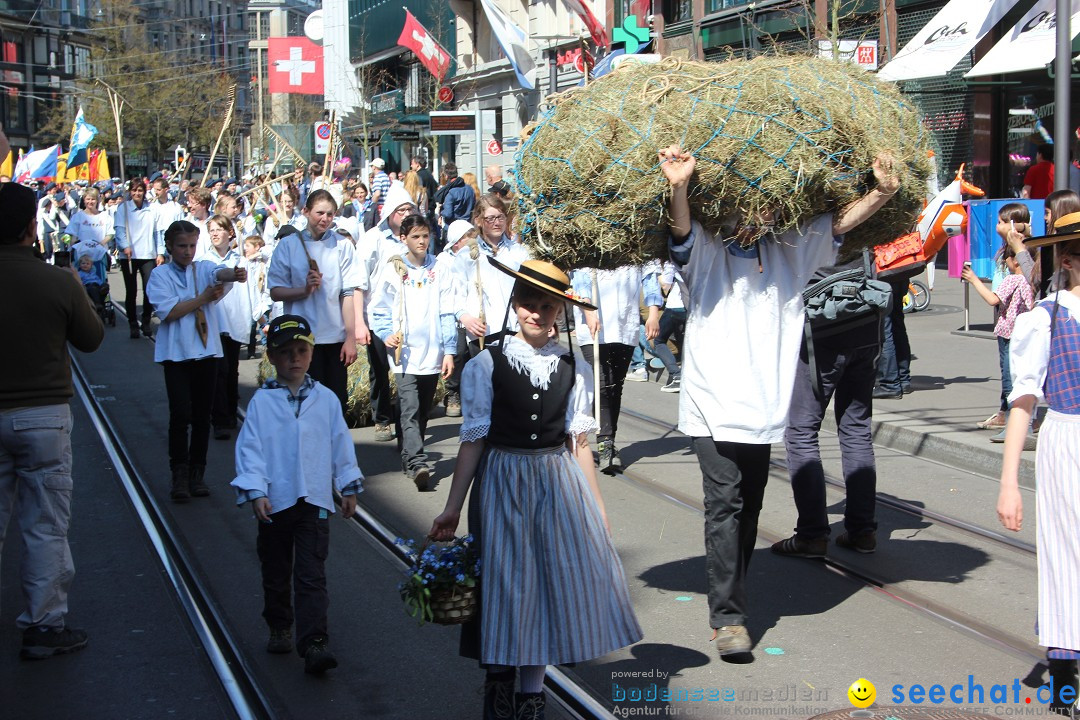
[95,150,110,181]
[0,150,11,178]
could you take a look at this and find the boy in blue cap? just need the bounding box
[231,313,364,674]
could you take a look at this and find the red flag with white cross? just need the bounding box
[267,37,324,95]
[397,10,451,81]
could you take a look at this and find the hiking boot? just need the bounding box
[374,423,394,442]
[713,625,751,656]
[409,465,431,492]
[483,670,516,720]
[661,376,681,393]
[267,628,293,654]
[303,637,338,675]
[21,626,89,660]
[445,392,462,418]
[596,440,622,475]
[170,463,190,502]
[189,465,210,497]
[770,534,827,558]
[835,531,876,554]
[514,692,546,720]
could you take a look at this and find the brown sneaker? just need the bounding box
[374,423,394,442]
[445,392,462,418]
[713,625,751,655]
[770,534,826,558]
[835,532,876,554]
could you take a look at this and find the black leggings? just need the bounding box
[309,342,348,417]
[580,342,635,442]
[120,258,155,329]
[162,358,217,468]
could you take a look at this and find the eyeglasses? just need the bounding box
[483,214,506,223]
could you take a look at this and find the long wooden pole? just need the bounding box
[321,110,337,184]
[237,169,301,200]
[200,84,237,188]
[591,269,601,428]
[98,80,127,185]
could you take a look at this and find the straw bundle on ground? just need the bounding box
[257,353,446,428]
[513,54,934,268]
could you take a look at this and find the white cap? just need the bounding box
[446,220,476,248]
[371,157,385,168]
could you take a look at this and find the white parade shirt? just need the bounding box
[1008,291,1080,405]
[674,216,838,444]
[146,259,232,363]
[453,235,531,340]
[370,253,457,375]
[232,381,364,515]
[267,226,365,344]
[197,246,252,343]
[115,200,161,259]
[65,210,114,247]
[570,265,662,347]
[151,200,186,249]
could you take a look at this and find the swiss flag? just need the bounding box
[268,37,324,95]
[397,10,451,81]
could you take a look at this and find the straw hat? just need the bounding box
[1025,212,1080,250]
[488,257,597,310]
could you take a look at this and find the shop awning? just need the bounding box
[877,0,1021,82]
[965,0,1080,77]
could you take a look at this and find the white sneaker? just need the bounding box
[626,367,647,382]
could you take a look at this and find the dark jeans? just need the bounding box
[998,336,1012,413]
[212,336,242,429]
[366,336,393,426]
[162,358,217,468]
[444,326,469,396]
[120,258,155,330]
[784,342,878,540]
[876,295,911,392]
[257,501,330,657]
[580,342,635,442]
[310,342,348,417]
[84,283,104,313]
[395,373,438,471]
[648,309,686,378]
[692,438,771,628]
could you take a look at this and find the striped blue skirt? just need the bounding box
[476,443,643,667]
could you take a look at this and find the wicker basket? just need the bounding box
[430,584,477,625]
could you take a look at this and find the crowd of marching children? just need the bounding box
[13,144,1080,720]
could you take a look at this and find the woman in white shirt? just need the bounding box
[267,189,366,415]
[64,187,114,251]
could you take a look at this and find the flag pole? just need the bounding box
[97,80,127,185]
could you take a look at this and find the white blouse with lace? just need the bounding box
[1008,291,1080,406]
[459,335,597,443]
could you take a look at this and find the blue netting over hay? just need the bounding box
[512,55,934,269]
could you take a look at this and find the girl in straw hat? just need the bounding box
[429,258,642,720]
[999,212,1080,710]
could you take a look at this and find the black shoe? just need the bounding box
[597,440,622,475]
[408,465,431,492]
[770,534,827,558]
[189,465,210,497]
[129,325,140,339]
[303,638,338,675]
[514,692,546,720]
[21,626,88,660]
[170,464,190,502]
[902,382,913,394]
[213,426,230,440]
[267,628,293,654]
[872,387,903,400]
[835,531,877,554]
[483,670,516,720]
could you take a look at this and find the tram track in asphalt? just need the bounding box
[619,407,1037,557]
[106,302,615,720]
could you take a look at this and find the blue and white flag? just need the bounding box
[478,0,536,90]
[15,144,60,182]
[67,107,98,168]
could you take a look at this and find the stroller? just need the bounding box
[71,242,117,327]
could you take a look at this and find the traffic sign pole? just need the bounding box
[475,109,483,193]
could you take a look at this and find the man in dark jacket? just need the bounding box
[411,156,442,249]
[436,162,475,228]
[0,176,104,660]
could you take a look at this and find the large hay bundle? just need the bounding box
[513,54,935,268]
[256,352,446,428]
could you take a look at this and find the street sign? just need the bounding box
[430,111,476,135]
[437,86,454,104]
[314,122,331,153]
[486,139,502,156]
[391,131,421,141]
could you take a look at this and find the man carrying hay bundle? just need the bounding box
[659,143,900,658]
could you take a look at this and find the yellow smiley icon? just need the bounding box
[848,678,876,709]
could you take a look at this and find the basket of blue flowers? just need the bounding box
[396,535,480,626]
